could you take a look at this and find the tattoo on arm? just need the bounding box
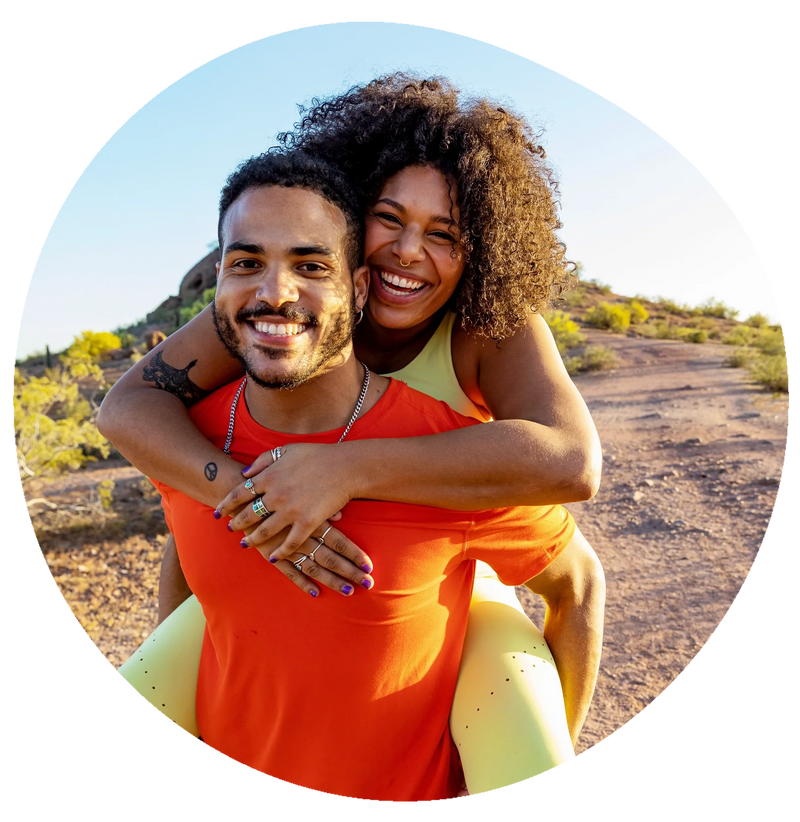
[142,351,211,407]
[204,462,218,481]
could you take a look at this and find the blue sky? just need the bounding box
[17,22,773,358]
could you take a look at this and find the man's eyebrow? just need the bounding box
[374,197,456,228]
[290,244,338,258]
[224,241,264,255]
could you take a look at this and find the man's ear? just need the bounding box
[352,264,370,311]
[215,261,221,280]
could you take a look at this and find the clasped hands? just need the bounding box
[213,443,374,599]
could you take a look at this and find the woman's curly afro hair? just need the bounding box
[277,72,575,339]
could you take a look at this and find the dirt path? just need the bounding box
[31,329,788,753]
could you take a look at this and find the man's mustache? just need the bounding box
[235,305,318,326]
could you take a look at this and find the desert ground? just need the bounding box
[27,327,787,755]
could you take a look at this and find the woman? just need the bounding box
[102,73,605,794]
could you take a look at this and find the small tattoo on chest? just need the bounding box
[204,462,218,481]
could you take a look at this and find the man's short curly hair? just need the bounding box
[218,150,364,272]
[277,73,574,339]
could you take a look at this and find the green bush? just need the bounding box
[585,278,612,295]
[179,286,217,327]
[745,312,769,328]
[698,297,739,320]
[678,327,708,344]
[584,302,631,333]
[657,296,690,315]
[14,364,110,481]
[562,287,587,308]
[748,355,788,393]
[564,345,617,374]
[544,310,586,353]
[752,326,785,357]
[724,348,756,368]
[722,325,757,347]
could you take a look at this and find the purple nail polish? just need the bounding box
[361,564,372,573]
[342,585,353,595]
[242,465,252,474]
[309,590,318,598]
[226,523,233,532]
[213,509,221,519]
[361,578,373,590]
[240,539,248,548]
[268,557,278,564]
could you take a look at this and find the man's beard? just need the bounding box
[211,297,357,390]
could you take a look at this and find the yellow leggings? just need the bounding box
[118,563,574,793]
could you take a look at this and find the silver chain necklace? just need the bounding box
[223,362,371,455]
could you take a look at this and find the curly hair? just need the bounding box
[218,150,364,272]
[277,73,574,339]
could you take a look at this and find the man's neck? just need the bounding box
[242,352,371,436]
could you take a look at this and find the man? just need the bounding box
[148,151,601,800]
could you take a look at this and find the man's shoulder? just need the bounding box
[188,379,245,426]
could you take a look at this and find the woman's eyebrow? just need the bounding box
[374,197,455,227]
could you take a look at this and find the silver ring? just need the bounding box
[270,446,283,464]
[244,478,257,497]
[319,524,333,543]
[252,497,271,519]
[293,555,308,572]
[309,544,322,561]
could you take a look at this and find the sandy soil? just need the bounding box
[28,328,788,754]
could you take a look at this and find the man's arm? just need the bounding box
[158,533,193,625]
[523,527,605,748]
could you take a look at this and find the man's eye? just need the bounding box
[298,262,328,274]
[233,258,260,270]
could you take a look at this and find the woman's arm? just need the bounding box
[218,312,602,558]
[97,305,247,508]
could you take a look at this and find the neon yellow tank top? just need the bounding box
[383,312,492,423]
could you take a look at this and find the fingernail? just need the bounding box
[361,564,372,573]
[213,509,221,519]
[361,578,373,590]
[226,523,233,531]
[342,585,353,595]
[268,556,278,564]
[242,465,251,474]
[240,539,248,548]
[309,590,318,598]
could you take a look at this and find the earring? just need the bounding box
[355,309,364,325]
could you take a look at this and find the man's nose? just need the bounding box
[255,267,300,307]
[393,225,426,264]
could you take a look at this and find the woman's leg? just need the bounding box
[450,562,574,794]
[117,535,206,739]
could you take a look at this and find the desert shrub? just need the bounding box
[62,331,121,362]
[748,355,788,393]
[657,296,690,315]
[722,325,757,347]
[678,327,708,344]
[626,299,649,324]
[752,326,785,357]
[564,345,617,374]
[745,312,769,328]
[584,278,612,295]
[584,302,631,333]
[562,287,587,308]
[698,297,739,320]
[179,286,216,328]
[724,348,757,368]
[15,364,110,481]
[544,310,586,353]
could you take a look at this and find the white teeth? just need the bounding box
[380,271,425,291]
[254,322,305,336]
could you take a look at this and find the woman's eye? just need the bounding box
[430,231,457,243]
[375,211,402,225]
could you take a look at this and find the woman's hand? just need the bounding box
[215,442,361,559]
[238,521,374,598]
